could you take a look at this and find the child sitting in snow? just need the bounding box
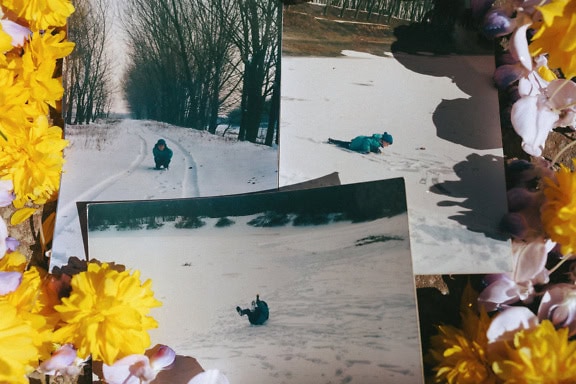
[153,139,173,170]
[328,132,393,154]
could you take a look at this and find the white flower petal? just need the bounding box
[538,284,576,336]
[148,344,176,371]
[513,239,549,283]
[103,355,155,384]
[0,19,31,47]
[546,79,576,111]
[0,217,7,258]
[510,23,532,71]
[0,180,14,207]
[517,72,547,97]
[511,95,557,156]
[38,344,77,375]
[486,306,538,343]
[478,276,519,312]
[0,271,22,295]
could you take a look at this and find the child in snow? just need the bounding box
[153,139,173,170]
[328,132,393,154]
[236,294,269,325]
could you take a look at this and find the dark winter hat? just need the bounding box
[157,139,166,146]
[382,132,393,144]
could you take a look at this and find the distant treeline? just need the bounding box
[308,0,436,23]
[87,178,408,230]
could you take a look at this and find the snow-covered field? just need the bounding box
[88,206,423,384]
[280,51,512,274]
[52,120,279,266]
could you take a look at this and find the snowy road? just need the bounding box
[52,119,279,267]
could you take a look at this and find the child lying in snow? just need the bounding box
[328,132,393,154]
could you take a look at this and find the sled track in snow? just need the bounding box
[152,131,200,198]
[54,135,149,236]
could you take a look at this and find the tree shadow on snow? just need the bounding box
[429,153,509,241]
[391,7,502,151]
[391,9,509,240]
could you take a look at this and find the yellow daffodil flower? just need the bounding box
[2,0,75,31]
[0,302,42,384]
[53,263,162,365]
[492,320,576,383]
[0,115,68,208]
[530,0,576,79]
[541,159,576,255]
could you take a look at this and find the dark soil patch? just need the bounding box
[282,3,404,57]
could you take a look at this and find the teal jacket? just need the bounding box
[349,134,383,154]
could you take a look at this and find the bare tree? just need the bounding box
[63,0,113,125]
[121,0,280,146]
[122,0,243,131]
[229,0,281,143]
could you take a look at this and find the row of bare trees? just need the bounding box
[63,0,114,125]
[122,0,280,145]
[312,0,435,22]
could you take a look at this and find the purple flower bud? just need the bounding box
[494,64,525,90]
[5,237,19,252]
[507,187,539,211]
[500,212,528,238]
[483,9,515,38]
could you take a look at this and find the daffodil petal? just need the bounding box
[10,207,36,225]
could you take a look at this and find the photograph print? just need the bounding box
[279,1,512,275]
[86,177,424,384]
[51,0,281,267]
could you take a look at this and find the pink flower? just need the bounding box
[0,19,30,47]
[0,216,7,258]
[538,283,576,337]
[38,344,84,376]
[479,239,551,311]
[486,306,539,344]
[0,271,21,295]
[0,179,14,207]
[102,344,176,384]
[511,75,576,157]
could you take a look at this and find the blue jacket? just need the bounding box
[153,143,173,162]
[349,134,383,154]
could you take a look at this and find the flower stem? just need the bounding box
[549,254,575,275]
[551,139,576,168]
